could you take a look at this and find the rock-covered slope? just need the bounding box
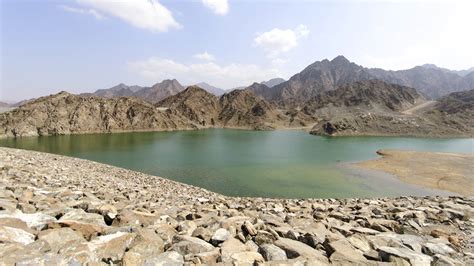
[158,86,221,127]
[251,56,474,107]
[307,81,473,137]
[302,79,425,115]
[1,147,473,265]
[266,56,374,106]
[368,66,474,99]
[158,86,287,130]
[218,89,284,130]
[0,92,195,138]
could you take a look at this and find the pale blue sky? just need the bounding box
[1,0,473,102]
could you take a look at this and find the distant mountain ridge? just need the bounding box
[86,79,184,103]
[261,78,285,88]
[251,56,474,107]
[193,82,226,96]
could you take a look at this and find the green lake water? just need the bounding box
[1,129,472,198]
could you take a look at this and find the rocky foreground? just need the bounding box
[0,147,473,265]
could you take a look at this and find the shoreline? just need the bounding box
[355,149,474,196]
[1,124,473,139]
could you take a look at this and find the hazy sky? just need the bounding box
[1,0,473,102]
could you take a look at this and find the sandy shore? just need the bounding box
[356,149,474,196]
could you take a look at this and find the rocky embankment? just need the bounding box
[1,147,473,265]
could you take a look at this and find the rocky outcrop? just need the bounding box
[218,89,283,130]
[158,86,221,127]
[308,82,473,137]
[0,92,195,138]
[0,147,473,264]
[264,56,374,107]
[302,79,425,114]
[158,87,287,130]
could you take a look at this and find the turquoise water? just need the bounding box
[1,129,472,198]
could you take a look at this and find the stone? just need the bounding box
[0,225,35,245]
[274,237,328,263]
[378,246,432,265]
[144,251,184,266]
[0,210,56,230]
[324,238,368,264]
[211,228,230,245]
[57,220,106,240]
[422,242,456,256]
[260,243,288,261]
[255,230,278,245]
[170,235,215,255]
[59,209,106,227]
[38,227,85,252]
[242,220,257,236]
[432,254,463,266]
[192,226,212,242]
[184,248,220,264]
[220,237,252,263]
[230,251,265,264]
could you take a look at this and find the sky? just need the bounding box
[1,0,473,102]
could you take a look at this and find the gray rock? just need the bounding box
[170,235,215,255]
[259,243,288,261]
[274,237,328,263]
[378,246,432,265]
[211,228,230,245]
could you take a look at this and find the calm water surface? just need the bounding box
[1,129,472,198]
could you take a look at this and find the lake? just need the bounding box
[1,129,472,198]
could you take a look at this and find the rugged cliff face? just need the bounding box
[218,89,283,130]
[0,92,195,138]
[302,80,425,115]
[158,87,286,130]
[158,86,221,127]
[308,87,474,137]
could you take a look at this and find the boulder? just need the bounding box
[378,246,432,265]
[259,243,288,261]
[274,237,328,263]
[59,209,106,227]
[324,238,368,264]
[38,227,85,252]
[0,225,35,245]
[211,228,230,245]
[170,235,215,255]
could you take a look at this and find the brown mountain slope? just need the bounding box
[133,79,185,103]
[0,92,195,138]
[252,56,474,107]
[218,89,283,129]
[308,82,473,137]
[302,79,425,115]
[157,86,221,127]
[158,86,287,130]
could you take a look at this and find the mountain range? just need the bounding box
[1,56,473,138]
[252,56,474,107]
